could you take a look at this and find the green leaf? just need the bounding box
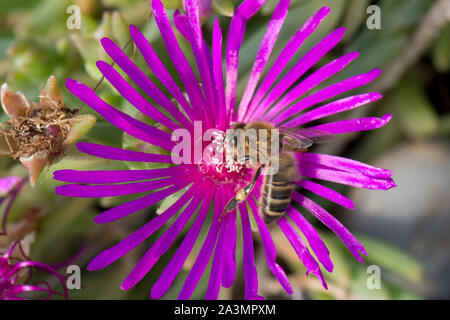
[160,0,183,9]
[439,114,450,136]
[0,38,13,60]
[341,0,370,42]
[16,0,73,38]
[80,14,97,37]
[94,12,114,40]
[0,0,36,16]
[112,11,131,48]
[389,74,439,139]
[349,266,390,300]
[244,200,259,232]
[83,121,124,147]
[31,198,96,259]
[318,232,353,288]
[213,0,234,17]
[381,0,432,34]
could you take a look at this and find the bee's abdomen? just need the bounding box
[260,174,294,224]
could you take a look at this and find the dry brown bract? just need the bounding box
[0,76,96,186]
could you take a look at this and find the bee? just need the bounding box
[221,121,328,224]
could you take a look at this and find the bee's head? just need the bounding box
[231,122,247,130]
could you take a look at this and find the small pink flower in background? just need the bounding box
[54,0,395,299]
[0,177,22,196]
[0,176,68,300]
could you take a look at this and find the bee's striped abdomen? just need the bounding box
[260,172,294,224]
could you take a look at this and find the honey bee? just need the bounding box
[221,121,328,224]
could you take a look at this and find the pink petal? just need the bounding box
[75,142,173,163]
[150,187,214,299]
[297,152,393,179]
[66,79,174,151]
[243,6,331,121]
[237,0,290,120]
[248,197,293,295]
[307,113,392,135]
[87,184,200,271]
[129,25,198,121]
[278,217,327,288]
[287,206,333,272]
[286,92,383,127]
[254,28,347,120]
[272,69,382,124]
[121,193,204,290]
[152,0,206,112]
[225,0,266,121]
[178,187,226,299]
[296,180,355,210]
[239,202,262,299]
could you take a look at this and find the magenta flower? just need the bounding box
[0,241,68,300]
[54,0,395,299]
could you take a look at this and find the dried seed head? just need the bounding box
[0,76,96,186]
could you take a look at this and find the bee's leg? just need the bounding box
[245,163,265,194]
[220,164,265,221]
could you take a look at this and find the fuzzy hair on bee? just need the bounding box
[221,120,314,224]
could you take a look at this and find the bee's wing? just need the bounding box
[282,133,314,150]
[278,127,334,151]
[295,127,336,143]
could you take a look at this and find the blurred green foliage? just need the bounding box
[0,0,448,300]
